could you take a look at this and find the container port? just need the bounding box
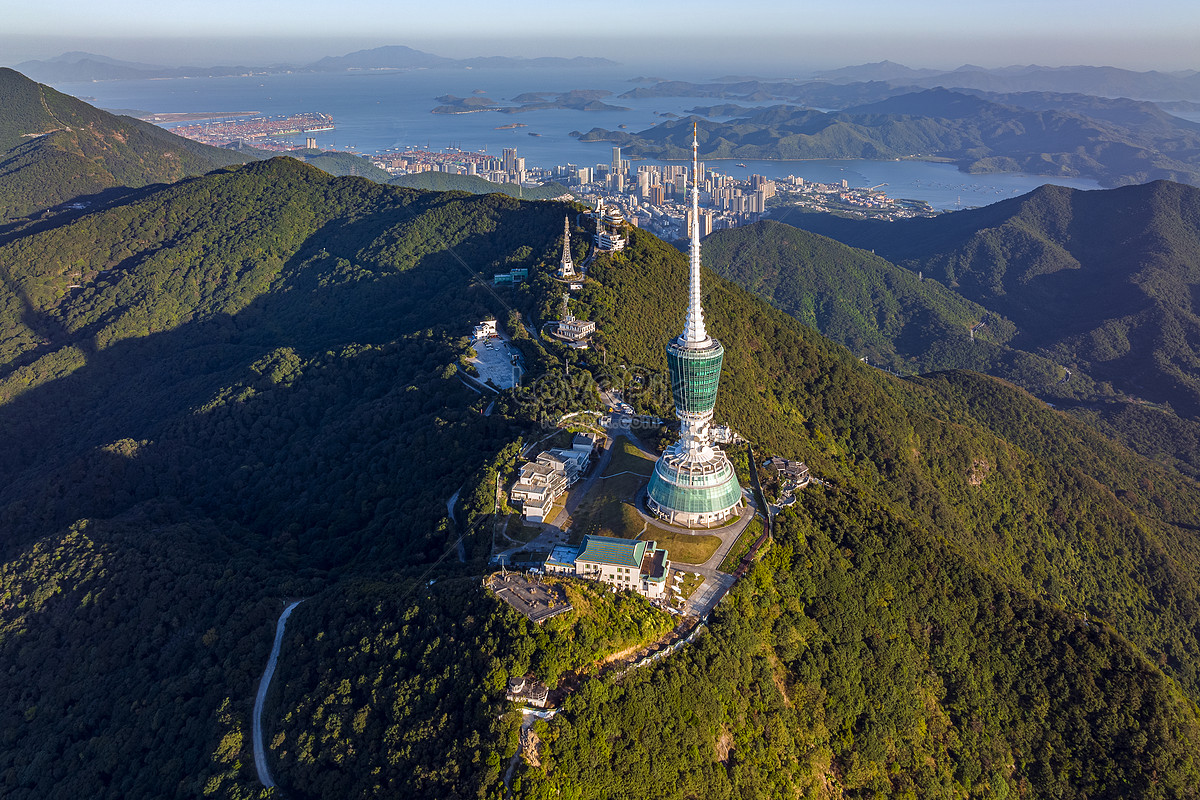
[166,113,335,146]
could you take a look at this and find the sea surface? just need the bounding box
[59,67,1103,210]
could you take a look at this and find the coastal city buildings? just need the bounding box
[645,128,744,529]
[164,115,936,234]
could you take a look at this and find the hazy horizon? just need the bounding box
[2,0,1198,76]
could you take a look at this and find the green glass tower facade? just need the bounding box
[665,339,724,415]
[647,127,742,528]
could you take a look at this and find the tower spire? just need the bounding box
[557,215,575,278]
[681,122,709,346]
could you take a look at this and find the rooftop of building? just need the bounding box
[640,546,669,582]
[577,535,646,568]
[546,544,583,568]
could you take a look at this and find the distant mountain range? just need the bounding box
[623,63,1200,103]
[578,88,1200,187]
[9,45,619,84]
[812,61,1200,101]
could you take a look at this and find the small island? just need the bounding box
[430,94,497,114]
[433,89,630,116]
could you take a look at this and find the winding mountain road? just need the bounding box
[253,599,304,789]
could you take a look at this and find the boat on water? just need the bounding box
[736,163,747,168]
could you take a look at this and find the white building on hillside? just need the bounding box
[543,535,670,600]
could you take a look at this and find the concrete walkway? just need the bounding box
[253,600,304,789]
[682,572,737,617]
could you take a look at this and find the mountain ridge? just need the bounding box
[0,68,255,222]
[11,45,619,83]
[578,88,1200,187]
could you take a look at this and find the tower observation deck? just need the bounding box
[647,126,743,528]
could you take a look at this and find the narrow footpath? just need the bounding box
[253,599,304,789]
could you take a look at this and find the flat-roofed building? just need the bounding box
[764,457,810,488]
[573,535,670,600]
[511,456,570,522]
[555,293,596,343]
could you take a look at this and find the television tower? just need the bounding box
[646,124,742,528]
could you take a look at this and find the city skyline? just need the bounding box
[2,0,1198,72]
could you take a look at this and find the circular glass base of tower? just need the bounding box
[646,447,742,529]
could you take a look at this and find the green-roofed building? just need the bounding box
[543,535,671,600]
[646,128,743,529]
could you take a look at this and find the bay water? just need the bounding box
[59,66,1103,210]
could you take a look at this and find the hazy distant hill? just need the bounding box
[814,61,1200,101]
[312,45,617,71]
[0,68,254,221]
[309,44,451,70]
[811,60,945,83]
[619,78,911,108]
[11,45,619,84]
[11,51,275,82]
[580,89,1200,187]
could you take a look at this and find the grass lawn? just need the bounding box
[642,525,722,565]
[570,438,655,540]
[718,516,764,573]
[504,513,546,544]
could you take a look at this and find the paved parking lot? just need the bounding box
[469,337,523,390]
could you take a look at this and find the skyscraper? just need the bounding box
[646,126,743,528]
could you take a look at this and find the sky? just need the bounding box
[2,0,1198,73]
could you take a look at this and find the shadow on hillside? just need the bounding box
[0,184,150,247]
[0,195,563,565]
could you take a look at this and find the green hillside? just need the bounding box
[0,68,255,222]
[701,220,1082,392]
[774,179,1200,475]
[391,170,574,200]
[264,222,1200,796]
[294,149,394,181]
[1,153,1200,798]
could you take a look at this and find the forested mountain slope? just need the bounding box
[0,156,587,798]
[1,154,1199,798]
[701,219,1080,392]
[263,223,1200,797]
[774,180,1200,476]
[0,68,254,222]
